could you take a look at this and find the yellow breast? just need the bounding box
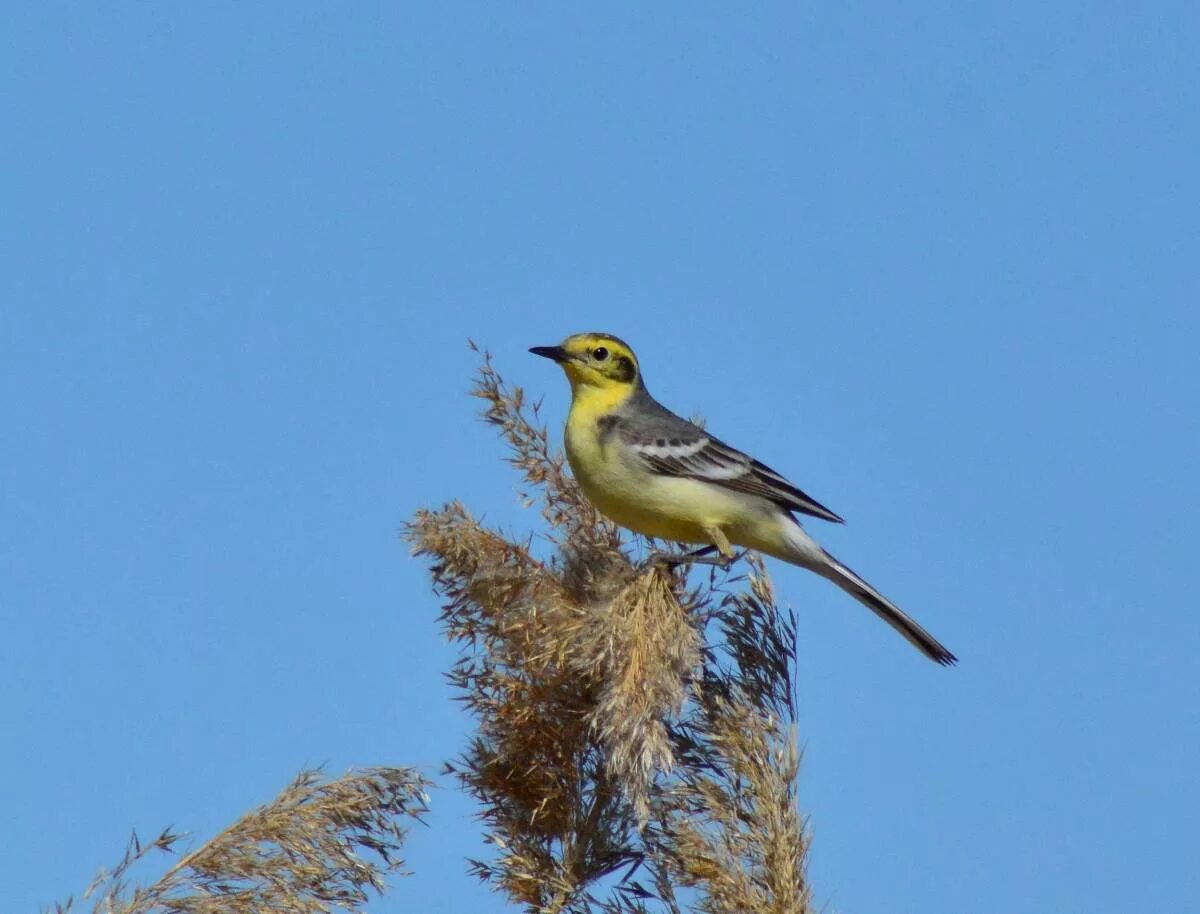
[563,403,746,544]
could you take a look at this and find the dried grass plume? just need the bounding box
[48,345,813,914]
[47,767,430,914]
[404,346,813,913]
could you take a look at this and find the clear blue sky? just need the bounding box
[3,4,1197,912]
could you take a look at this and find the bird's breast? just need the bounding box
[564,411,625,498]
[564,410,742,543]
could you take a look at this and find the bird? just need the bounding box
[529,331,956,666]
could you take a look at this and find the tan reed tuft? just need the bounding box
[47,767,430,914]
[404,348,813,914]
[50,345,813,914]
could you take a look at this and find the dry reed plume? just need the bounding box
[404,346,812,913]
[46,767,429,914]
[49,346,811,914]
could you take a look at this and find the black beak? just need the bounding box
[529,345,568,363]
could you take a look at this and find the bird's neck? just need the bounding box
[568,381,634,419]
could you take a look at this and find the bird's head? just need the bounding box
[529,332,642,395]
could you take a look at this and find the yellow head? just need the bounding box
[529,332,642,398]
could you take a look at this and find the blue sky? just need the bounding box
[3,4,1197,912]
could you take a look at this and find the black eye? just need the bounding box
[592,346,609,361]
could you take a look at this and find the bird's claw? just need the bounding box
[643,546,745,572]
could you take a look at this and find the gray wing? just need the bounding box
[612,398,845,524]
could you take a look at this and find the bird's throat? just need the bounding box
[566,377,633,417]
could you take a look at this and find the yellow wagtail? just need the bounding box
[530,331,956,665]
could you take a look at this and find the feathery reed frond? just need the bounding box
[403,348,813,913]
[656,560,811,914]
[50,767,430,914]
[580,568,700,827]
[48,346,816,914]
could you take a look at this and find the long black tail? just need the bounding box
[819,550,958,666]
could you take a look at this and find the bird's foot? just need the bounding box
[644,545,746,572]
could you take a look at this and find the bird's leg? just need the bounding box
[700,525,744,571]
[645,544,717,567]
[677,549,747,570]
[645,544,713,568]
[645,529,744,571]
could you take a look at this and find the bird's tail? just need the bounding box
[775,519,957,665]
